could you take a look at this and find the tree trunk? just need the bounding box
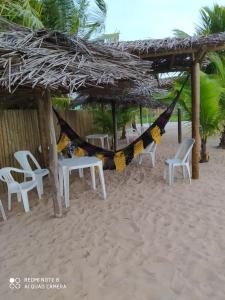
[36,96,50,168]
[200,137,209,163]
[219,123,225,149]
[45,90,63,217]
[121,125,126,139]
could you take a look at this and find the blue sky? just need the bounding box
[105,0,225,41]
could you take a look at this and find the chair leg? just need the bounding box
[163,166,167,180]
[90,166,96,190]
[150,153,155,168]
[17,192,22,202]
[8,193,12,211]
[186,164,191,184]
[182,166,186,179]
[172,166,175,184]
[21,191,30,213]
[98,165,106,199]
[63,167,70,208]
[58,167,64,197]
[79,168,84,178]
[107,137,110,150]
[168,165,172,185]
[0,200,7,221]
[139,155,142,165]
[36,177,43,199]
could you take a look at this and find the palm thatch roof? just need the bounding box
[0,18,153,97]
[111,33,225,73]
[71,84,166,108]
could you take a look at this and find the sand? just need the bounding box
[1,123,225,300]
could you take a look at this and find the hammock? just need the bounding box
[55,77,188,172]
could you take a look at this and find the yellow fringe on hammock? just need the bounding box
[150,126,161,144]
[74,147,86,157]
[96,153,105,166]
[133,140,144,158]
[57,134,70,153]
[114,151,126,172]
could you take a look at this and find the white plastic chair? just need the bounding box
[0,167,38,213]
[0,199,7,221]
[164,138,195,185]
[138,141,157,167]
[126,128,139,144]
[14,151,49,197]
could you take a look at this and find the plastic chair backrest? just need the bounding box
[175,138,195,163]
[126,128,138,135]
[0,168,16,185]
[14,151,41,171]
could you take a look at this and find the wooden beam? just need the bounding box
[36,94,50,167]
[139,49,197,59]
[191,62,201,179]
[111,102,117,151]
[140,105,143,127]
[45,90,63,217]
[177,108,182,144]
[169,55,175,68]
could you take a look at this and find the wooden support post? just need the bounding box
[45,90,63,217]
[37,95,50,167]
[112,102,117,151]
[191,62,201,179]
[140,105,143,127]
[178,108,182,144]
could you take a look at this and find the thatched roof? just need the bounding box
[70,82,167,109]
[111,33,225,73]
[0,18,153,96]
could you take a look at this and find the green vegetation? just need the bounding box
[0,0,110,38]
[171,4,225,160]
[165,73,225,162]
[93,107,137,138]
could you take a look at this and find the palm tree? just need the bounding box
[94,107,137,139]
[0,0,108,38]
[196,4,225,35]
[0,0,44,29]
[170,72,225,162]
[174,4,225,149]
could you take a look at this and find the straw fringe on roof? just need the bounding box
[112,33,225,56]
[0,18,153,95]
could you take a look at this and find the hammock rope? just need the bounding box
[54,76,189,172]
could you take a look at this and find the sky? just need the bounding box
[105,0,225,41]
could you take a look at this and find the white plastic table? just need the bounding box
[58,157,106,208]
[86,134,110,149]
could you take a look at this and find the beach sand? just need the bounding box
[1,123,225,300]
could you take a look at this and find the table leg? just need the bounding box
[63,167,70,208]
[98,164,106,199]
[169,164,172,186]
[79,168,84,178]
[90,166,96,189]
[100,137,104,148]
[58,166,64,197]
